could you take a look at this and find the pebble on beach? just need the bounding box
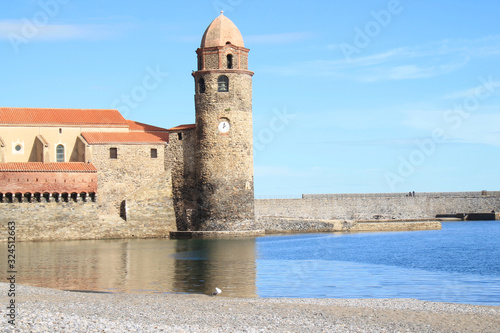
[1,283,499,332]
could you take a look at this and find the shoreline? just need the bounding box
[1,283,498,332]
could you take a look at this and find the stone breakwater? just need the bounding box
[0,283,498,332]
[255,216,442,234]
[255,191,500,221]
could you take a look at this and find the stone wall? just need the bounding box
[0,201,99,241]
[201,51,219,70]
[0,187,176,242]
[121,170,176,236]
[168,128,197,231]
[255,192,500,221]
[90,143,167,214]
[254,216,441,233]
[0,139,179,241]
[197,45,249,71]
[193,70,255,231]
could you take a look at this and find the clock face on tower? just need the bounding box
[218,120,230,133]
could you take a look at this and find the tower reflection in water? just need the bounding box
[172,238,257,297]
[9,238,257,297]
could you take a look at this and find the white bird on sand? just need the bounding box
[211,287,222,296]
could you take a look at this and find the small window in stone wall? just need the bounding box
[218,75,229,92]
[151,148,158,158]
[110,148,118,159]
[198,78,206,94]
[178,133,183,140]
[227,54,233,69]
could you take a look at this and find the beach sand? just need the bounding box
[1,283,499,332]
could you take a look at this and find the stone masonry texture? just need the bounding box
[90,143,167,215]
[0,199,175,241]
[255,192,500,221]
[121,170,176,236]
[168,128,197,231]
[191,41,255,231]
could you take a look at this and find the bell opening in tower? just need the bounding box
[217,75,229,92]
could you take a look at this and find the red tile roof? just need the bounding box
[126,120,168,132]
[0,162,97,172]
[81,132,169,144]
[168,124,196,131]
[0,107,128,127]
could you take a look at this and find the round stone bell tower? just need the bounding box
[192,12,255,231]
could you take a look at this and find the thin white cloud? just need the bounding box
[0,19,124,41]
[246,32,313,44]
[443,78,500,100]
[401,107,500,147]
[442,113,500,147]
[263,36,500,81]
[353,59,469,82]
[443,87,482,100]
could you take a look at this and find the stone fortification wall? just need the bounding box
[254,217,441,234]
[0,191,176,242]
[121,170,176,236]
[90,143,167,214]
[168,127,197,231]
[302,191,500,199]
[255,192,500,221]
[0,201,99,241]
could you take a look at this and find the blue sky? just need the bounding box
[1,0,500,196]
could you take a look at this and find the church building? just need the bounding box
[0,12,256,240]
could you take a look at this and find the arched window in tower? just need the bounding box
[56,144,64,162]
[218,75,229,92]
[227,54,233,69]
[198,77,206,93]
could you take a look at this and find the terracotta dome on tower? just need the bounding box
[200,11,245,48]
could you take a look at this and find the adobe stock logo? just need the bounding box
[384,75,500,191]
[111,66,168,118]
[254,107,296,154]
[8,0,72,54]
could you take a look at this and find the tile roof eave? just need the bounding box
[0,123,129,128]
[81,132,169,145]
[0,162,97,173]
[126,120,169,132]
[167,124,196,131]
[87,141,168,145]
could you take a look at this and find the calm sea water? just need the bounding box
[3,221,499,305]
